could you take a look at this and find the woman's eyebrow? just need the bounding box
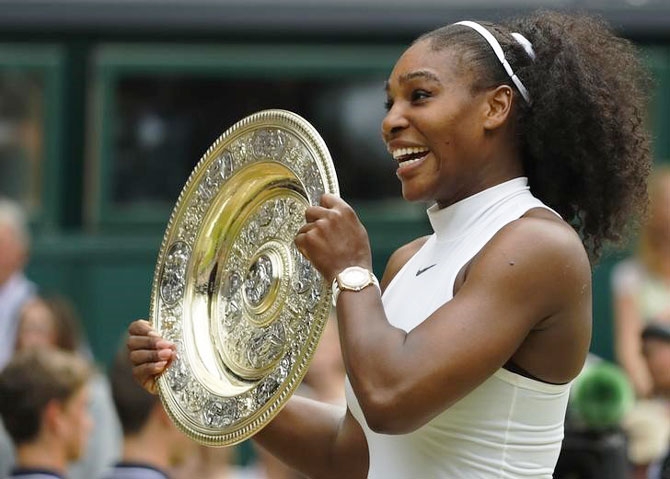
[385,70,442,92]
[399,70,441,84]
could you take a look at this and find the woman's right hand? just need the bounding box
[127,319,176,394]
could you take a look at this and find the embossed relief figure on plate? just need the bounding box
[129,10,652,479]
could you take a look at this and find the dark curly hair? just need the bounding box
[418,11,652,262]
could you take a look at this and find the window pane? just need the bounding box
[0,70,44,213]
[112,75,397,206]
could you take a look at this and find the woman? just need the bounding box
[612,169,670,476]
[128,11,651,478]
[15,296,81,352]
[614,168,670,398]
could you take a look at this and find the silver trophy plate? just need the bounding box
[149,110,339,446]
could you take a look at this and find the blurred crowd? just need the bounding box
[613,167,670,479]
[0,166,668,479]
[0,195,347,479]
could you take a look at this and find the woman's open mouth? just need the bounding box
[393,146,430,175]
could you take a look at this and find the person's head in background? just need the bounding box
[642,323,670,398]
[0,348,92,475]
[640,167,670,279]
[15,295,82,353]
[0,198,29,287]
[110,346,191,472]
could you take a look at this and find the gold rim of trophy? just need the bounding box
[149,109,339,446]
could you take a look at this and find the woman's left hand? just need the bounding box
[294,194,373,282]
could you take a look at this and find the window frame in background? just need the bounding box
[87,42,413,231]
[644,46,670,163]
[0,44,66,230]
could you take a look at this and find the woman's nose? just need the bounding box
[381,103,409,140]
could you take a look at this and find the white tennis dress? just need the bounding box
[345,177,571,479]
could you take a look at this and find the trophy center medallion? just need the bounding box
[244,254,275,308]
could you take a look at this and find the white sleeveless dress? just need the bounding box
[345,177,571,479]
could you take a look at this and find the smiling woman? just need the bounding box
[128,10,652,479]
[382,39,527,208]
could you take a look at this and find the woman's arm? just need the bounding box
[127,320,368,479]
[296,195,592,434]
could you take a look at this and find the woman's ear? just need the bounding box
[483,85,514,131]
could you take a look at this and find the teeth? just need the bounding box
[399,156,425,167]
[392,146,429,161]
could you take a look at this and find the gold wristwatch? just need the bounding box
[332,266,381,307]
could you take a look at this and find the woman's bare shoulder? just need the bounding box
[380,236,431,292]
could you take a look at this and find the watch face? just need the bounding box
[342,268,368,288]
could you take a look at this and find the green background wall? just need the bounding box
[6,39,668,367]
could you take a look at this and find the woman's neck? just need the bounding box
[435,139,524,209]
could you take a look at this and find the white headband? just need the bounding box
[454,20,534,104]
[511,32,536,61]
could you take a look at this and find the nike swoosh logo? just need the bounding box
[416,264,437,276]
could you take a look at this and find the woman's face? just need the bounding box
[382,40,492,207]
[16,299,58,351]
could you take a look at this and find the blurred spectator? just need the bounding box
[15,297,81,353]
[248,315,346,479]
[643,323,670,398]
[0,348,92,479]
[102,347,191,479]
[0,296,122,479]
[171,447,248,479]
[300,316,346,406]
[639,324,670,479]
[0,198,37,476]
[613,167,670,398]
[614,168,670,478]
[0,198,36,369]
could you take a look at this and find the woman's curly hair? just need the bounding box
[419,11,652,262]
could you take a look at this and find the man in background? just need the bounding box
[0,198,36,369]
[102,348,191,479]
[0,348,92,479]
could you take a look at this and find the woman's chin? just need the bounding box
[400,185,428,203]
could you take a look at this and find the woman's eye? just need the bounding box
[411,89,431,102]
[384,98,394,111]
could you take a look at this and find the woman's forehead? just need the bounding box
[389,41,469,86]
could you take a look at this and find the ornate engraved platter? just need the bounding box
[149,110,338,446]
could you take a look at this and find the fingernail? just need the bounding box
[148,330,160,337]
[156,340,173,349]
[158,349,172,360]
[156,361,167,370]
